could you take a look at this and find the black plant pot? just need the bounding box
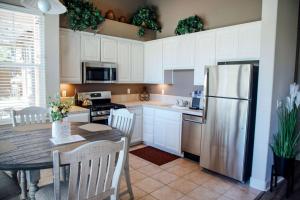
[271,153,296,197]
[273,154,295,178]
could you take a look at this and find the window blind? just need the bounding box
[0,7,45,124]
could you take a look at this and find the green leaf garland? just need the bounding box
[131,6,161,37]
[63,0,105,31]
[175,15,204,35]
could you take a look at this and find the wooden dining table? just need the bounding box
[0,122,124,200]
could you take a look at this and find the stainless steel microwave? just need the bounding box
[82,62,117,83]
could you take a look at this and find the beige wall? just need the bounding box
[147,0,262,38]
[92,0,146,21]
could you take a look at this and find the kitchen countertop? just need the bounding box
[117,101,203,116]
[69,106,89,114]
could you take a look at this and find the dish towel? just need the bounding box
[78,123,112,132]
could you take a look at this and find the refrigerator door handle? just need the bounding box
[203,67,209,122]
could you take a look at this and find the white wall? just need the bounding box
[250,0,299,191]
[44,15,60,101]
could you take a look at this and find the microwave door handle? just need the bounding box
[203,67,209,122]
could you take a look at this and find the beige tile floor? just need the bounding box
[39,144,261,200]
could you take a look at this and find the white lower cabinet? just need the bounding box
[142,107,155,145]
[67,113,89,123]
[141,107,182,155]
[128,107,143,144]
[153,109,182,155]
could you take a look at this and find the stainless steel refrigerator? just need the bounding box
[200,61,258,182]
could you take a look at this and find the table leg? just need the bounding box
[26,170,40,200]
[20,170,27,200]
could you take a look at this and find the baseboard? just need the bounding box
[250,176,284,191]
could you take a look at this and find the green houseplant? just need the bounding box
[63,0,105,31]
[175,15,204,35]
[131,6,161,37]
[270,83,300,177]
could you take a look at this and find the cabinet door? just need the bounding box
[162,37,177,69]
[194,30,216,85]
[80,32,100,61]
[117,40,131,82]
[143,107,154,144]
[216,26,238,61]
[164,118,181,154]
[153,118,166,148]
[129,107,143,144]
[144,40,163,83]
[101,36,117,62]
[237,21,261,60]
[131,43,144,82]
[153,109,182,155]
[60,29,81,84]
[176,34,196,68]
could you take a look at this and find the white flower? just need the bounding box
[52,106,58,112]
[61,108,66,114]
[296,92,300,108]
[277,100,282,109]
[285,96,293,112]
[290,83,299,101]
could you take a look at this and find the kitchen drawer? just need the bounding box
[154,109,181,121]
[128,107,143,115]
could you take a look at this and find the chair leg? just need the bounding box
[124,159,134,200]
[19,170,27,200]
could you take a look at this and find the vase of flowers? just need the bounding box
[49,96,71,139]
[270,83,300,177]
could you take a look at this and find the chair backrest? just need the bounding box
[53,137,128,200]
[108,109,135,139]
[11,106,49,127]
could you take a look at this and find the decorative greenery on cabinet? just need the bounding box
[175,15,204,35]
[63,0,105,31]
[131,6,161,37]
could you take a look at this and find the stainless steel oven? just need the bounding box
[82,61,117,83]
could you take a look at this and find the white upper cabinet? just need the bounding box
[176,34,196,68]
[162,37,177,69]
[101,36,117,63]
[162,34,195,69]
[237,21,261,60]
[131,42,144,82]
[60,29,81,84]
[194,30,216,85]
[216,21,261,61]
[80,32,100,62]
[117,40,131,82]
[144,40,163,84]
[216,26,238,61]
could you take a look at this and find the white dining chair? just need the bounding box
[11,106,49,127]
[108,109,135,199]
[9,106,49,197]
[35,137,128,200]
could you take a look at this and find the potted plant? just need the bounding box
[49,95,71,139]
[270,83,300,178]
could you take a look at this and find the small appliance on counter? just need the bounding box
[77,91,125,124]
[189,90,203,110]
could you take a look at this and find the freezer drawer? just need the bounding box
[207,64,252,99]
[182,114,202,156]
[200,97,249,181]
